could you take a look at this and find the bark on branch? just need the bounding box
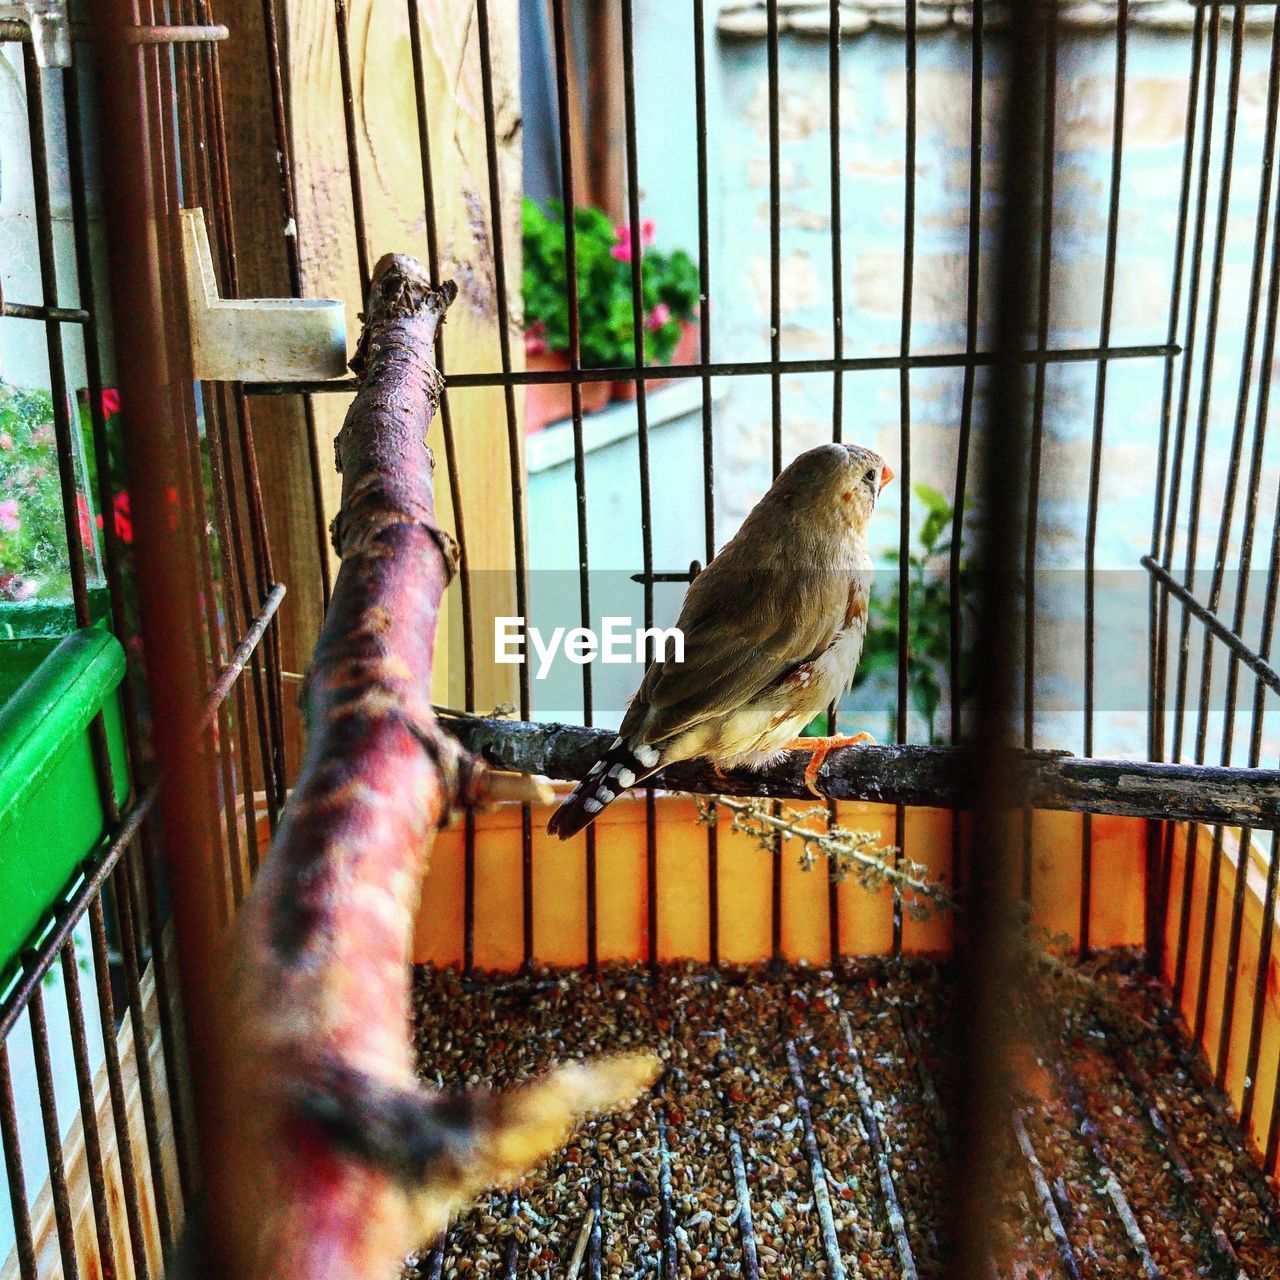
[203,256,656,1280]
[441,713,1280,829]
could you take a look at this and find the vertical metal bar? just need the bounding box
[547,0,599,970]
[405,0,479,970]
[952,0,985,928]
[59,939,120,1280]
[90,6,235,1265]
[694,0,720,966]
[1240,351,1280,1130]
[473,0,535,966]
[258,0,334,608]
[1023,15,1059,903]
[0,1043,37,1280]
[87,894,152,1280]
[26,989,81,1280]
[764,0,786,964]
[1182,7,1245,1028]
[1211,5,1280,1087]
[1148,5,1206,972]
[894,0,917,945]
[1169,7,1224,1004]
[406,0,476,715]
[950,0,983,751]
[825,0,844,963]
[22,46,92,629]
[949,0,1046,1272]
[1080,0,1129,957]
[617,0,659,968]
[334,0,371,300]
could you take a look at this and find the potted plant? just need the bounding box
[521,198,701,430]
[607,226,700,402]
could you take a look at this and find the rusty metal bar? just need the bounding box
[839,1015,918,1280]
[0,18,226,42]
[1144,556,1280,697]
[1012,1110,1081,1280]
[785,1041,846,1280]
[1054,1060,1159,1279]
[242,341,1182,396]
[727,1129,762,1280]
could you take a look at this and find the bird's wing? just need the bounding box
[623,560,851,745]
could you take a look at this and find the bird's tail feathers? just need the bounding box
[546,736,662,839]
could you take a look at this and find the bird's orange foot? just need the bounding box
[782,732,876,797]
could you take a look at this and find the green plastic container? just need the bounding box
[0,617,130,988]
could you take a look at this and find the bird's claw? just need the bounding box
[783,732,876,797]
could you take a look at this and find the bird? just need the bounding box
[547,442,893,840]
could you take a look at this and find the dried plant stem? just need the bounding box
[700,795,951,919]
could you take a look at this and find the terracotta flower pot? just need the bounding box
[524,348,612,432]
[612,319,700,403]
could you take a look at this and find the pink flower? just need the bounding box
[645,302,671,331]
[0,431,12,452]
[101,388,121,418]
[612,219,657,263]
[524,323,548,357]
[0,499,18,533]
[0,573,37,602]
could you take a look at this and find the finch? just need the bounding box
[547,442,893,839]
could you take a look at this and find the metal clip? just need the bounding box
[0,0,70,66]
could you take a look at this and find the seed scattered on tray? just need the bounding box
[405,957,1280,1279]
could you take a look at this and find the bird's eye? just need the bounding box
[864,469,877,485]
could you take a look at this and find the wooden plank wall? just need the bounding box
[1162,822,1280,1171]
[412,797,1149,968]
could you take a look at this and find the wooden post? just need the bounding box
[283,0,524,715]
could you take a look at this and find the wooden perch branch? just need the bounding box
[202,256,657,1280]
[440,714,1280,829]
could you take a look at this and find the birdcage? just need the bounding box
[3,0,1280,1276]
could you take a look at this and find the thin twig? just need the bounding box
[703,795,951,919]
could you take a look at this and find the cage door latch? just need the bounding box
[180,207,348,383]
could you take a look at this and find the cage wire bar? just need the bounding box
[5,0,1280,1272]
[0,9,286,1277]
[238,0,1280,988]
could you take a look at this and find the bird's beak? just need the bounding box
[879,465,894,492]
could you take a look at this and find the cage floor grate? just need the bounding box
[408,959,1280,1279]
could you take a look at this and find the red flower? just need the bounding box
[100,388,121,418]
[75,493,94,549]
[113,491,133,544]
